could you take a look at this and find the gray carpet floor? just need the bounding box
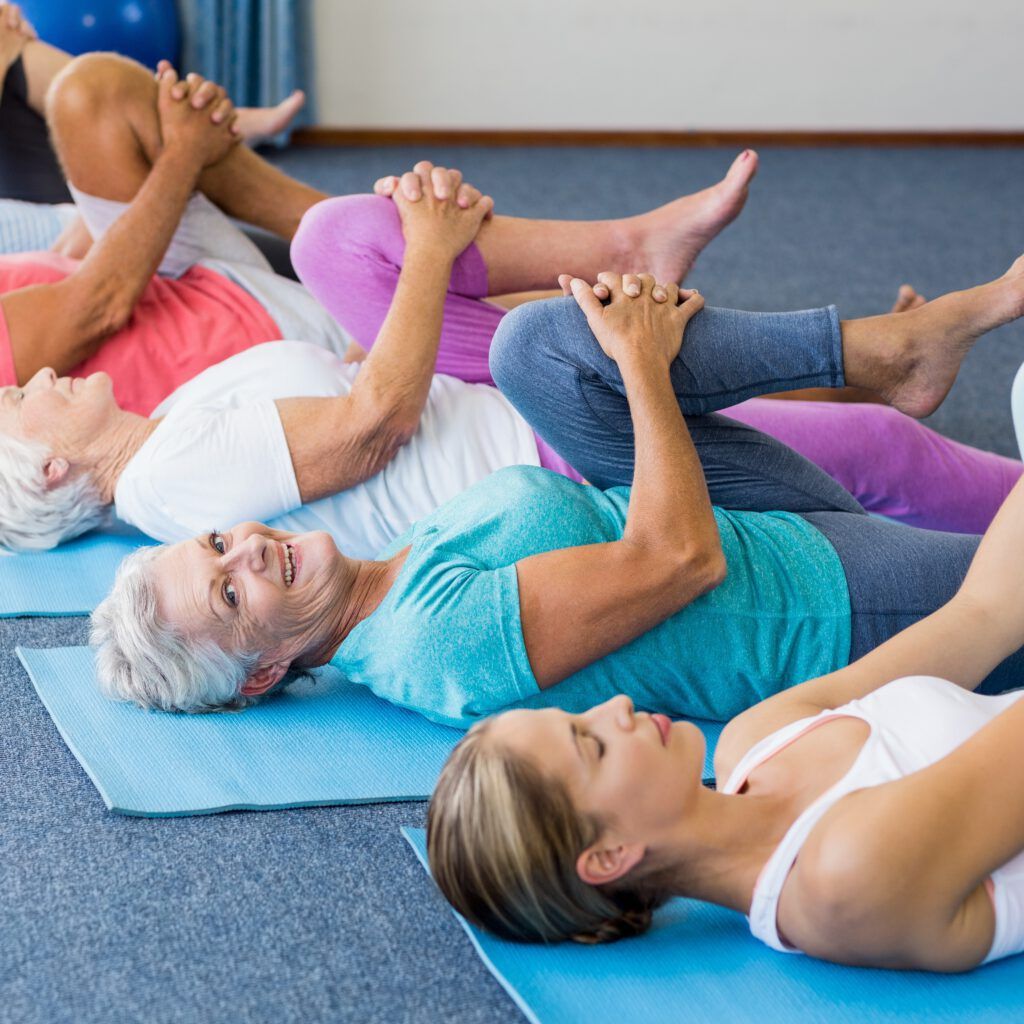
[2,146,1023,1024]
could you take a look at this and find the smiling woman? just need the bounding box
[91,520,409,712]
[88,267,1024,727]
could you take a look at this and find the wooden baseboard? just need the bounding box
[291,127,1024,148]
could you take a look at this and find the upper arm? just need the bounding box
[515,538,725,689]
[776,786,996,972]
[275,392,417,503]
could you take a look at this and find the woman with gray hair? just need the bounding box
[90,256,1024,721]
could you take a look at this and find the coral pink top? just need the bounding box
[0,252,281,415]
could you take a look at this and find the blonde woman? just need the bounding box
[427,460,1024,971]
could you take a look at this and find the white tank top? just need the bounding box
[721,675,1024,965]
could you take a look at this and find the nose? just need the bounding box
[220,533,270,575]
[26,367,57,390]
[590,694,635,731]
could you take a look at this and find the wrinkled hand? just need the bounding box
[565,271,705,369]
[157,65,240,168]
[374,161,495,219]
[0,3,35,71]
[390,161,494,260]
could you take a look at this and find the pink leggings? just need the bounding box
[291,195,1021,534]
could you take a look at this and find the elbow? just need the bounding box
[673,543,726,599]
[83,294,134,343]
[360,405,420,476]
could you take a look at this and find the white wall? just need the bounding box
[310,0,1024,130]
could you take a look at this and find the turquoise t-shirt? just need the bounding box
[331,466,852,728]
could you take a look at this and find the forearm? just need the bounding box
[618,353,721,564]
[72,146,202,333]
[952,475,1024,651]
[348,244,454,434]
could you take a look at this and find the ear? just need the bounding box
[239,661,289,697]
[576,839,646,887]
[42,457,70,489]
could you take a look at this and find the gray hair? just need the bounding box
[90,545,260,713]
[0,433,108,551]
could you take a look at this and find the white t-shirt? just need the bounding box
[114,342,542,558]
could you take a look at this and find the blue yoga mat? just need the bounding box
[0,526,148,617]
[19,646,462,816]
[404,828,1023,1024]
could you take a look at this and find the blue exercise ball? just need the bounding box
[22,0,180,69]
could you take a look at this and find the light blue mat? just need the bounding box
[19,646,462,816]
[0,526,148,617]
[404,828,1022,1024]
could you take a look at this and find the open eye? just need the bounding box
[209,531,227,555]
[222,579,238,608]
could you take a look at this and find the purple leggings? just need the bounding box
[291,195,1021,533]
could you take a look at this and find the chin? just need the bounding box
[291,530,342,580]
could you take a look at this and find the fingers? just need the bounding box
[622,273,642,298]
[653,281,678,305]
[431,164,453,200]
[190,76,224,110]
[456,182,481,208]
[677,288,705,321]
[568,276,606,327]
[399,170,423,201]
[374,175,399,197]
[210,95,235,126]
[558,274,609,300]
[596,271,622,299]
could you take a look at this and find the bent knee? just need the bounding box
[490,296,585,400]
[46,52,154,122]
[291,194,400,282]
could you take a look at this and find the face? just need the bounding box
[0,367,119,457]
[489,696,706,856]
[148,522,348,690]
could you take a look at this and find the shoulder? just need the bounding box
[776,787,927,966]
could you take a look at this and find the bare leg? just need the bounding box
[19,39,71,112]
[473,150,759,294]
[45,53,325,239]
[768,286,926,403]
[843,259,1024,418]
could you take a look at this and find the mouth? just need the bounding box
[651,713,672,747]
[280,542,297,587]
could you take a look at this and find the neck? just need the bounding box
[303,547,410,666]
[660,787,798,914]
[84,412,159,504]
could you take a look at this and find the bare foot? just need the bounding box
[845,256,1024,418]
[890,283,927,313]
[620,150,759,284]
[236,89,306,143]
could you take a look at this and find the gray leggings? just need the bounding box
[491,297,1024,693]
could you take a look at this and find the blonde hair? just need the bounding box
[427,721,673,944]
